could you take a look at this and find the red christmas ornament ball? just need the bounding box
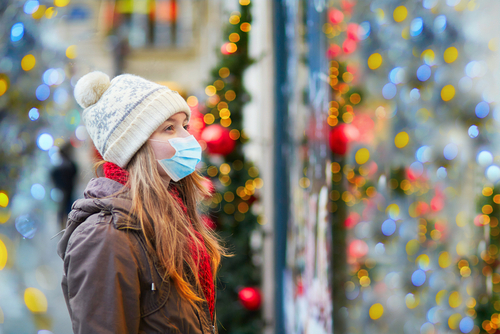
[329,124,349,155]
[238,287,262,311]
[201,124,235,156]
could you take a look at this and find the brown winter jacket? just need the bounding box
[56,177,217,334]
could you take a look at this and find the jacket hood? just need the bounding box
[56,177,136,260]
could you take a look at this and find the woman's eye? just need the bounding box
[184,125,190,130]
[165,125,174,131]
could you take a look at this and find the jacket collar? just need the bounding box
[56,178,136,260]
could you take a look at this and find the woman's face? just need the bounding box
[149,112,190,179]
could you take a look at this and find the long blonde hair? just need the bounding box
[95,142,227,306]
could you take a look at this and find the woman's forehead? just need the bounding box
[165,112,188,123]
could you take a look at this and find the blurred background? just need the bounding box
[1,0,500,333]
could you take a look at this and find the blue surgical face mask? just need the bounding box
[149,135,202,182]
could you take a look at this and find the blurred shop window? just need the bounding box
[101,0,194,49]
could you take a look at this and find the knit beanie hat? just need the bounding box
[74,71,191,168]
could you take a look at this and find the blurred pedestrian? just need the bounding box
[50,142,77,230]
[56,72,226,333]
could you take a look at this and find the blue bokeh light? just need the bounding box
[486,165,500,183]
[459,317,474,333]
[411,269,426,286]
[381,219,396,236]
[475,101,490,118]
[437,167,447,179]
[30,184,45,200]
[423,0,438,9]
[36,84,50,101]
[23,0,39,14]
[15,214,37,239]
[443,143,458,160]
[382,83,397,99]
[477,151,493,167]
[11,23,24,42]
[434,15,447,33]
[417,65,431,81]
[427,306,439,323]
[389,67,405,84]
[468,125,479,138]
[416,146,431,163]
[37,133,53,151]
[410,18,423,36]
[54,87,68,104]
[358,22,370,40]
[28,108,39,121]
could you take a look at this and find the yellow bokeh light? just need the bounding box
[355,148,370,165]
[449,291,462,308]
[448,313,462,330]
[220,163,231,175]
[386,203,400,218]
[402,27,410,40]
[0,210,10,224]
[444,47,458,63]
[219,108,231,119]
[0,193,8,208]
[239,0,251,5]
[421,49,435,65]
[406,239,419,256]
[393,6,407,22]
[205,85,217,96]
[24,287,48,313]
[45,7,57,19]
[441,85,455,101]
[0,240,7,270]
[436,290,447,305]
[21,55,36,71]
[416,254,430,270]
[186,96,198,107]
[240,22,251,32]
[225,90,236,101]
[438,251,451,268]
[229,129,240,140]
[456,211,466,227]
[395,131,409,148]
[489,38,499,51]
[220,118,232,127]
[229,33,240,43]
[219,67,230,78]
[54,0,71,7]
[32,5,46,19]
[66,45,77,59]
[368,53,383,70]
[204,113,215,125]
[229,15,241,25]
[369,303,384,320]
[226,43,238,53]
[0,79,7,97]
[405,293,419,309]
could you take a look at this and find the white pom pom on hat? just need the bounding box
[74,71,111,108]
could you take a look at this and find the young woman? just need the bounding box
[56,71,225,334]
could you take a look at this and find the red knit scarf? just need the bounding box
[102,161,215,319]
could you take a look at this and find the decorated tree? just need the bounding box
[190,0,263,332]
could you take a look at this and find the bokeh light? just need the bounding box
[381,219,396,236]
[368,53,383,70]
[21,54,36,71]
[15,214,37,238]
[10,23,24,42]
[395,132,409,148]
[23,1,40,14]
[410,18,423,37]
[36,84,50,101]
[382,83,397,99]
[417,65,431,81]
[468,125,478,138]
[369,303,384,320]
[29,108,39,121]
[24,288,47,313]
[37,133,53,151]
[475,101,489,118]
[411,269,426,286]
[443,143,458,160]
